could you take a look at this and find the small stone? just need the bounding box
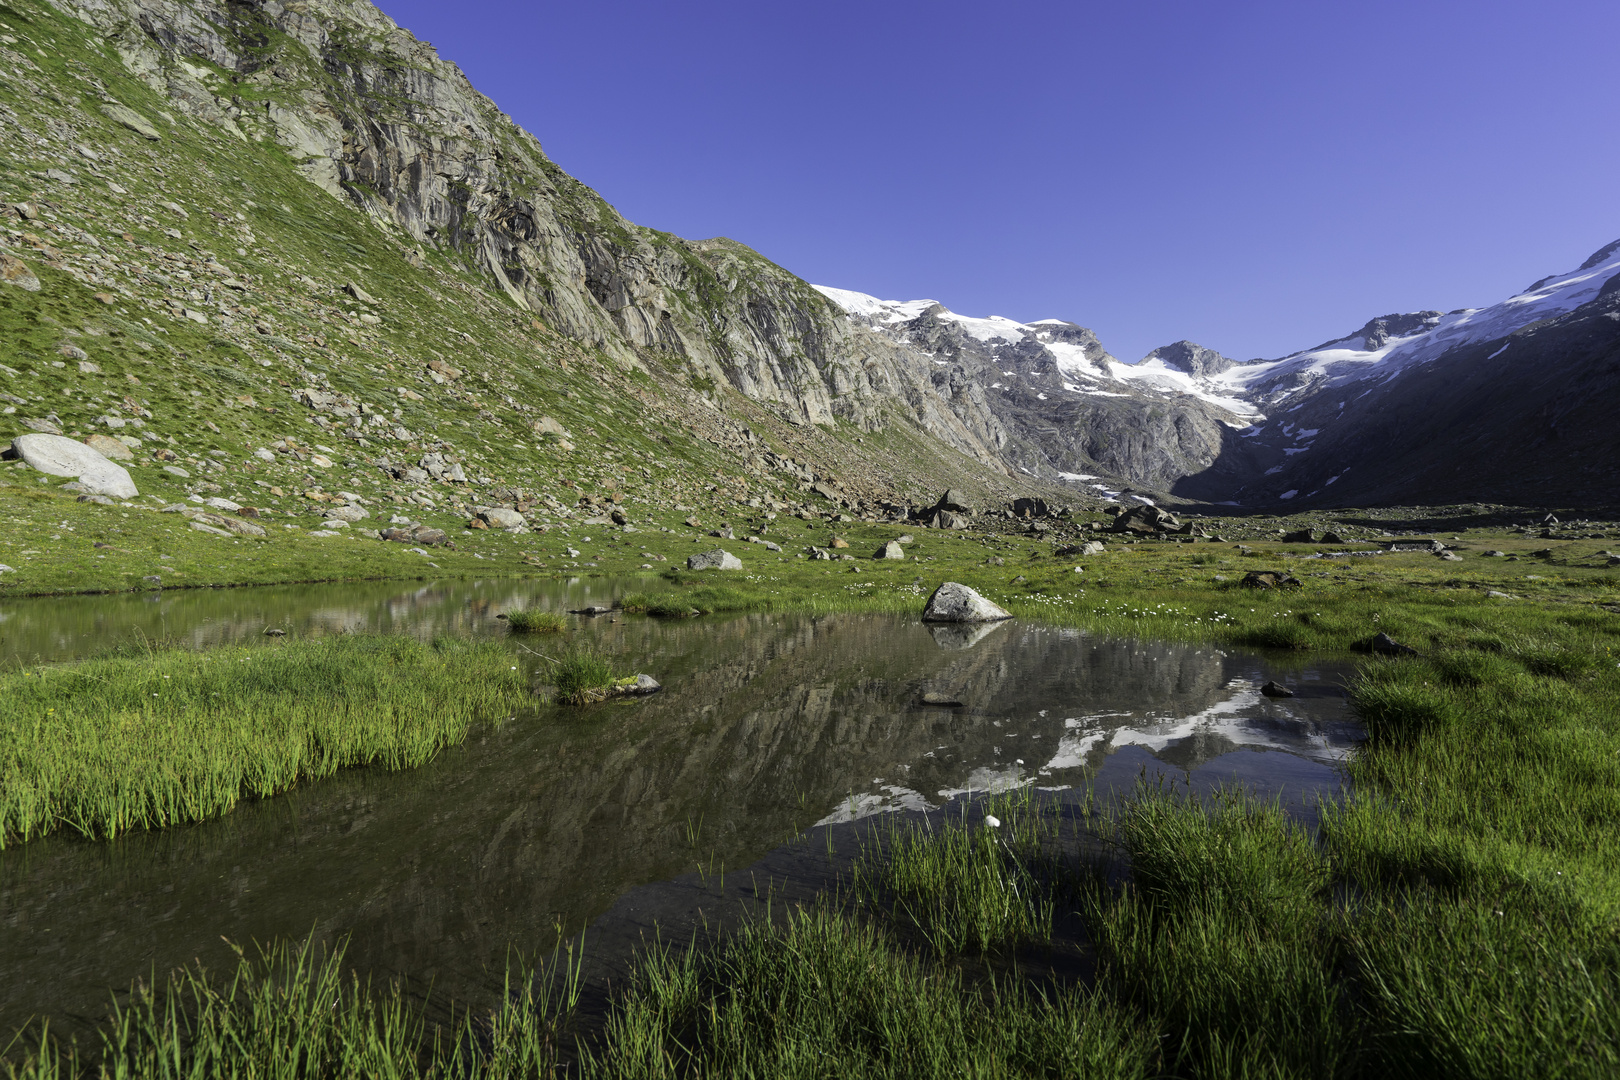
[875,540,906,560]
[163,465,191,479]
[922,582,1012,623]
[1370,632,1418,657]
[1486,590,1514,599]
[204,497,243,512]
[0,253,41,292]
[687,548,742,571]
[84,434,133,461]
[102,102,160,139]
[919,691,964,707]
[309,454,334,468]
[324,504,368,523]
[1260,680,1295,698]
[190,521,233,537]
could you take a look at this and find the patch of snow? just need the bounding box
[1057,471,1098,481]
[1278,489,1298,500]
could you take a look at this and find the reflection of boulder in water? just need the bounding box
[927,621,1009,650]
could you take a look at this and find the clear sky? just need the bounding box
[374,0,1619,363]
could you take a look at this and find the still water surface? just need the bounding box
[0,579,1362,1038]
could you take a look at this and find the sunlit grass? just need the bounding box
[0,636,530,846]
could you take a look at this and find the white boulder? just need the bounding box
[9,433,138,499]
[922,581,1012,623]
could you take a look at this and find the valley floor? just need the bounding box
[3,498,1618,1077]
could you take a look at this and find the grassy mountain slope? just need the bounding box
[0,0,1085,595]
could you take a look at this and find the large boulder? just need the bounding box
[935,489,973,513]
[9,433,138,498]
[922,581,1012,623]
[687,548,742,571]
[875,540,906,560]
[934,510,969,530]
[1011,497,1048,519]
[1112,504,1180,534]
[479,507,526,530]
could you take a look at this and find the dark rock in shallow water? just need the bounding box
[1260,680,1295,699]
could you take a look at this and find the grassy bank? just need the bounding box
[0,635,530,846]
[4,613,1619,1075]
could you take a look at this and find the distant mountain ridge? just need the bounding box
[814,238,1620,507]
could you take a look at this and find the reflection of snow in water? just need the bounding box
[816,784,936,825]
[822,675,1356,824]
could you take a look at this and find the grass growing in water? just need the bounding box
[580,906,1154,1080]
[0,636,530,846]
[853,788,1065,956]
[2,935,582,1080]
[504,609,570,634]
[550,647,615,706]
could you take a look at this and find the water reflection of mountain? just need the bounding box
[0,603,1359,1040]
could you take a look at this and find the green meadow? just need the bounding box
[3,507,1618,1076]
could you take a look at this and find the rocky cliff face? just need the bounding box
[55,0,1012,472]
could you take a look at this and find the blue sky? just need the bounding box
[376,0,1619,363]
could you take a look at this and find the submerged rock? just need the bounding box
[1260,681,1295,699]
[922,582,1012,623]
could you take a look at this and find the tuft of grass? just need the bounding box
[853,788,1064,956]
[2,934,583,1080]
[504,609,569,634]
[0,636,530,846]
[580,907,1156,1080]
[551,647,614,706]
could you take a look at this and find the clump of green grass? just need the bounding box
[504,609,569,634]
[582,907,1155,1079]
[2,934,582,1080]
[854,788,1064,956]
[1085,789,1351,1076]
[617,592,695,618]
[0,636,530,846]
[550,647,614,706]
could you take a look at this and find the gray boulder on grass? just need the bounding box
[875,540,906,559]
[479,507,526,530]
[687,548,742,571]
[8,433,138,498]
[922,581,1012,622]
